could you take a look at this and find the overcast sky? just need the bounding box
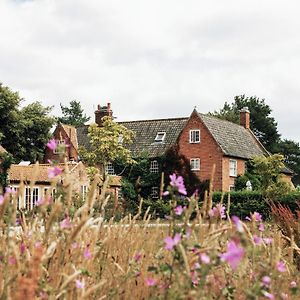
[1,0,300,142]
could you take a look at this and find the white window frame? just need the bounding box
[105,162,115,175]
[81,185,88,200]
[154,132,166,142]
[229,159,237,177]
[189,129,200,143]
[54,140,65,154]
[25,187,39,210]
[190,158,200,171]
[151,186,159,199]
[150,160,159,173]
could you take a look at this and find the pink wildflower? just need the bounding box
[60,216,72,229]
[261,276,271,287]
[36,198,45,206]
[262,291,274,300]
[47,139,57,151]
[191,271,199,286]
[209,203,226,219]
[0,195,4,205]
[164,233,181,250]
[253,212,263,222]
[258,223,265,232]
[169,173,187,195]
[48,166,62,179]
[145,277,157,287]
[174,205,184,216]
[290,281,297,288]
[75,279,85,289]
[20,243,26,254]
[253,235,262,245]
[276,261,286,273]
[5,187,15,194]
[231,216,244,232]
[263,237,273,245]
[134,252,142,263]
[281,293,288,299]
[200,253,210,264]
[8,256,16,265]
[220,240,245,270]
[83,246,92,259]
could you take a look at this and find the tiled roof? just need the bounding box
[76,111,266,160]
[9,163,79,183]
[198,113,266,159]
[76,118,188,157]
[61,124,78,150]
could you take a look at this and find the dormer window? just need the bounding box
[155,132,166,142]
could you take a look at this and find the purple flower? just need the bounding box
[162,191,170,196]
[191,271,199,286]
[253,212,263,222]
[83,246,92,259]
[220,240,245,270]
[47,139,57,151]
[261,276,271,287]
[134,252,142,263]
[145,277,157,287]
[174,205,184,216]
[253,235,262,245]
[263,237,273,245]
[262,291,274,300]
[290,281,297,288]
[209,204,226,219]
[60,216,72,229]
[0,195,4,205]
[164,233,181,250]
[231,216,244,232]
[20,243,26,254]
[200,253,210,264]
[258,223,265,232]
[5,187,15,194]
[169,173,187,195]
[276,261,286,273]
[75,279,85,289]
[48,166,62,179]
[8,256,16,265]
[36,198,45,206]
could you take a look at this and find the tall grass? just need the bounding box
[0,165,300,299]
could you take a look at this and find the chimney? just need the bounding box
[240,107,250,129]
[95,102,113,126]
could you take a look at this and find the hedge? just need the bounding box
[140,191,300,220]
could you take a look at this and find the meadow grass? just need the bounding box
[0,166,300,299]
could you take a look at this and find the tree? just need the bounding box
[0,83,55,162]
[274,139,300,185]
[58,100,90,126]
[252,154,292,198]
[211,95,280,152]
[20,102,55,162]
[79,116,135,174]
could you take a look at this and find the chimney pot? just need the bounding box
[97,104,101,110]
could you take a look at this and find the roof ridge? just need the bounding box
[118,117,189,123]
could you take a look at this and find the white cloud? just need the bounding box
[1,0,300,141]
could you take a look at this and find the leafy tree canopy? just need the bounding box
[0,83,55,162]
[58,100,90,127]
[79,116,135,173]
[210,95,280,152]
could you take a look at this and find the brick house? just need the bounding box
[44,103,287,193]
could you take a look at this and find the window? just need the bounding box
[150,160,159,173]
[190,158,200,171]
[151,187,159,199]
[25,188,31,210]
[32,187,39,208]
[81,185,88,200]
[54,140,65,154]
[229,159,237,177]
[189,129,200,143]
[105,162,115,175]
[154,132,166,142]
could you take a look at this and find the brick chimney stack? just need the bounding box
[95,102,113,126]
[240,107,250,129]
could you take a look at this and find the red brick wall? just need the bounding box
[44,125,78,163]
[222,157,246,191]
[177,111,224,191]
